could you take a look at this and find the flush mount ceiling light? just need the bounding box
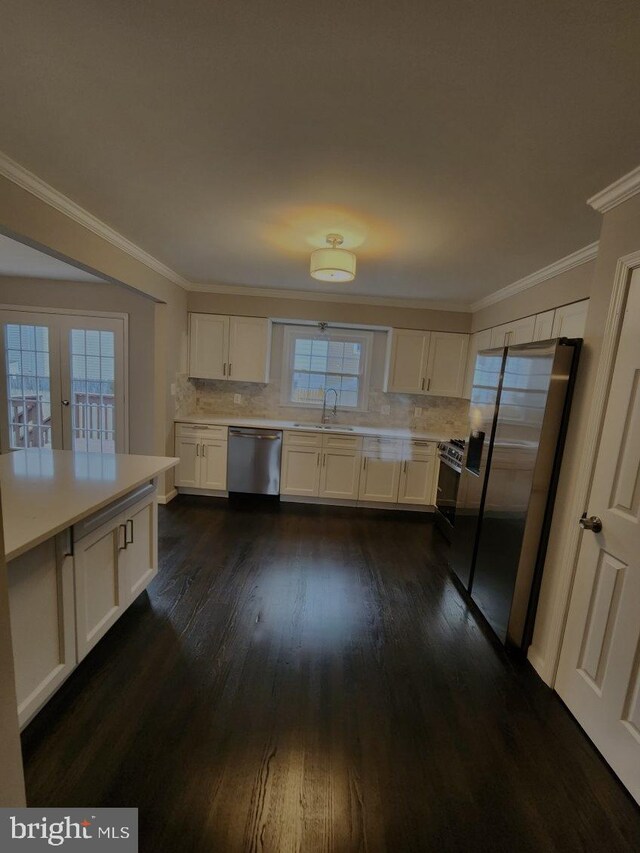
[310,233,356,282]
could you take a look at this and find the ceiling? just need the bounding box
[1,0,640,304]
[0,234,104,283]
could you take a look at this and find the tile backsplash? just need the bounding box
[176,373,470,437]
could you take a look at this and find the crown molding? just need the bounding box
[0,151,189,289]
[186,280,471,313]
[587,164,640,213]
[470,241,599,313]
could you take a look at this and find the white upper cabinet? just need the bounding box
[552,300,588,338]
[425,332,468,397]
[384,329,429,393]
[533,310,555,341]
[228,316,271,383]
[189,313,229,380]
[384,329,468,397]
[188,313,271,382]
[463,328,492,398]
[489,314,536,348]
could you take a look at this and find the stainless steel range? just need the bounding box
[434,438,465,541]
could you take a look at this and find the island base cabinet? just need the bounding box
[7,536,76,728]
[74,492,158,662]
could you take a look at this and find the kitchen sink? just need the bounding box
[293,423,355,431]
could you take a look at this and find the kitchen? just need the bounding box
[2,2,640,850]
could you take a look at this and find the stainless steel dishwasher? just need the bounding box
[227,427,282,495]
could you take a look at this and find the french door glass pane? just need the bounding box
[4,323,53,449]
[70,329,116,453]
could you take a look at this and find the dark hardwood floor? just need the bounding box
[22,496,640,852]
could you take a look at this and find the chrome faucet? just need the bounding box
[321,388,338,424]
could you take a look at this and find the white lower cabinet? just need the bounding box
[7,536,76,727]
[358,456,401,502]
[398,456,437,505]
[74,491,157,662]
[281,445,321,496]
[320,448,361,499]
[175,424,228,491]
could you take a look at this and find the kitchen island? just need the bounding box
[2,449,178,727]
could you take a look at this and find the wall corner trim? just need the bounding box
[469,242,599,313]
[0,150,189,290]
[587,164,640,213]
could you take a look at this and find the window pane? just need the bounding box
[288,331,366,409]
[4,323,52,449]
[69,328,117,453]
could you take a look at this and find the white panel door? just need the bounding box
[552,300,589,338]
[200,438,228,490]
[74,521,126,662]
[358,456,401,503]
[319,449,361,499]
[120,495,158,604]
[385,330,429,393]
[228,316,271,383]
[425,332,468,397]
[463,328,492,398]
[174,436,201,488]
[556,271,640,804]
[280,446,321,496]
[398,457,436,505]
[533,310,555,341]
[188,313,229,380]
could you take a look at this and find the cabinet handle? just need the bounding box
[196,444,199,456]
[322,453,326,467]
[202,443,206,457]
[421,377,425,391]
[316,452,320,467]
[427,378,431,391]
[126,518,134,546]
[403,460,407,473]
[228,362,232,376]
[118,523,128,551]
[363,457,367,470]
[223,362,227,376]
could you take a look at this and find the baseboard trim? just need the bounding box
[177,487,229,498]
[157,489,178,505]
[280,495,435,513]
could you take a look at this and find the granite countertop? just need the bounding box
[175,414,448,443]
[0,449,178,562]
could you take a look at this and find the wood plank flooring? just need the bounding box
[22,496,640,852]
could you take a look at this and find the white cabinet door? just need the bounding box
[120,495,158,605]
[425,332,468,397]
[7,536,76,727]
[358,456,401,503]
[490,315,536,348]
[319,449,361,499]
[174,435,201,488]
[385,329,429,393]
[464,328,492,398]
[228,316,271,383]
[281,446,321,496]
[397,456,436,505]
[200,438,228,490]
[552,300,589,338]
[74,520,127,662]
[188,313,229,380]
[533,310,555,341]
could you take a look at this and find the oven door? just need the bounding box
[436,457,460,527]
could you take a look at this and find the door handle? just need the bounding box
[61,400,70,407]
[118,523,128,551]
[579,513,602,533]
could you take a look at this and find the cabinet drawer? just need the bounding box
[363,437,403,455]
[323,433,363,450]
[403,439,436,457]
[175,423,228,440]
[284,430,323,448]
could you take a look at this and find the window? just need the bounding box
[281,326,372,410]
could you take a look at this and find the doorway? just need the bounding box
[0,309,128,454]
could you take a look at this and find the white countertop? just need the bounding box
[0,450,179,562]
[175,414,448,443]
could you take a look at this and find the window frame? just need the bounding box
[280,325,373,412]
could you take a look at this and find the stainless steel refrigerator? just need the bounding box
[451,338,580,649]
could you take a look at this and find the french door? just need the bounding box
[0,310,127,454]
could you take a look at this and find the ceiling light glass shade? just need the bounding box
[310,247,357,282]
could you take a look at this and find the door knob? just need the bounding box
[579,513,602,533]
[61,400,70,406]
